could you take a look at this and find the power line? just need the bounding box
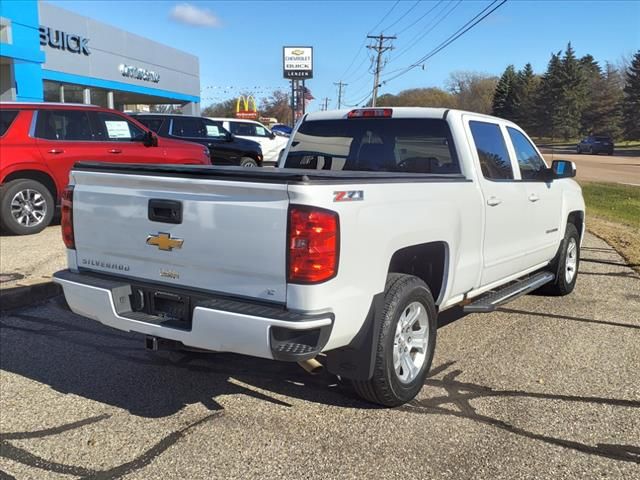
[396,0,444,35]
[367,34,396,107]
[382,0,508,86]
[380,0,421,32]
[339,0,401,80]
[321,97,331,111]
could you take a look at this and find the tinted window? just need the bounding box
[229,122,255,136]
[0,110,18,136]
[594,136,611,142]
[469,121,513,180]
[35,110,93,141]
[284,118,460,174]
[507,127,547,180]
[137,117,164,133]
[172,117,205,137]
[93,112,145,141]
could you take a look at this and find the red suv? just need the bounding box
[0,103,210,235]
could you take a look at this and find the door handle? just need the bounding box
[108,149,122,154]
[528,193,540,202]
[487,196,502,206]
[48,149,64,154]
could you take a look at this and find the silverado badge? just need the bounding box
[146,232,184,251]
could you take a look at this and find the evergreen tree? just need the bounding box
[492,65,518,119]
[556,42,585,139]
[622,50,640,140]
[581,63,623,139]
[512,63,539,132]
[535,52,563,138]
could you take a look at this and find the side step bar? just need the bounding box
[463,272,555,313]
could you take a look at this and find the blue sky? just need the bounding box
[49,0,640,111]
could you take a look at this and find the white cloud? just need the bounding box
[170,3,221,28]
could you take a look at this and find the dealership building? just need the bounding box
[0,0,200,113]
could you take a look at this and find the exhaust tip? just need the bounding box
[298,358,323,375]
[145,336,159,351]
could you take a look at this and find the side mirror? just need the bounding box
[269,131,276,139]
[143,131,158,147]
[550,160,576,179]
[225,132,234,142]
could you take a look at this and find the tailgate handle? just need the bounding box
[148,199,182,224]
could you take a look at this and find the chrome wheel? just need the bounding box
[565,237,578,284]
[393,301,429,384]
[10,189,47,227]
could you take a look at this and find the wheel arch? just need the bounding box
[2,169,59,202]
[567,210,584,240]
[387,241,449,306]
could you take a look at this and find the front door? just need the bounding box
[89,111,161,163]
[505,126,563,266]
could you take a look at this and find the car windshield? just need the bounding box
[284,118,460,174]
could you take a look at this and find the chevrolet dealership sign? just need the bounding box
[283,46,313,79]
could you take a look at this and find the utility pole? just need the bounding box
[367,33,395,107]
[333,81,347,109]
[321,97,331,111]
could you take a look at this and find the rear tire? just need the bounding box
[239,157,258,167]
[538,223,580,296]
[352,274,437,407]
[0,179,54,235]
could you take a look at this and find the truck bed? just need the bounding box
[73,162,469,184]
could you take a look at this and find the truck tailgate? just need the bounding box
[71,170,289,303]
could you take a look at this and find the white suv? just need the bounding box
[207,118,288,165]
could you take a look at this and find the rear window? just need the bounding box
[284,118,460,174]
[0,110,19,136]
[35,110,93,141]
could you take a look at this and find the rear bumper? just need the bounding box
[53,270,333,361]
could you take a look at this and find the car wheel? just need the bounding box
[0,179,55,235]
[351,273,437,407]
[538,223,580,296]
[239,157,258,167]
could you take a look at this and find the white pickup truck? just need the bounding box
[53,107,585,406]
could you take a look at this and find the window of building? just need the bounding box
[35,110,93,141]
[43,80,61,102]
[507,127,547,180]
[468,121,513,180]
[93,112,145,141]
[0,109,18,136]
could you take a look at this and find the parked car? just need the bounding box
[271,124,293,137]
[53,107,584,407]
[577,135,614,155]
[132,114,263,167]
[0,102,210,235]
[207,118,288,165]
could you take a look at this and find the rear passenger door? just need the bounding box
[505,127,562,265]
[34,109,99,189]
[466,117,532,286]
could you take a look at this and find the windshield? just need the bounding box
[284,118,460,174]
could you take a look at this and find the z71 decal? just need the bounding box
[333,190,364,202]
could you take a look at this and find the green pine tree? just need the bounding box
[512,63,539,132]
[492,65,518,120]
[556,42,585,140]
[581,63,623,139]
[535,52,563,138]
[622,50,640,140]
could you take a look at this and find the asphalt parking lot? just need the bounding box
[1,231,638,479]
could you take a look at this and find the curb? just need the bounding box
[0,280,62,311]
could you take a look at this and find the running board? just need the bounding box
[463,272,555,313]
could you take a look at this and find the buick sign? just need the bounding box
[119,64,160,83]
[39,26,90,55]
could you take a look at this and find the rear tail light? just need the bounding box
[347,108,393,118]
[288,205,339,284]
[61,185,75,249]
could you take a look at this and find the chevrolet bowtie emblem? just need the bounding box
[146,233,184,251]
